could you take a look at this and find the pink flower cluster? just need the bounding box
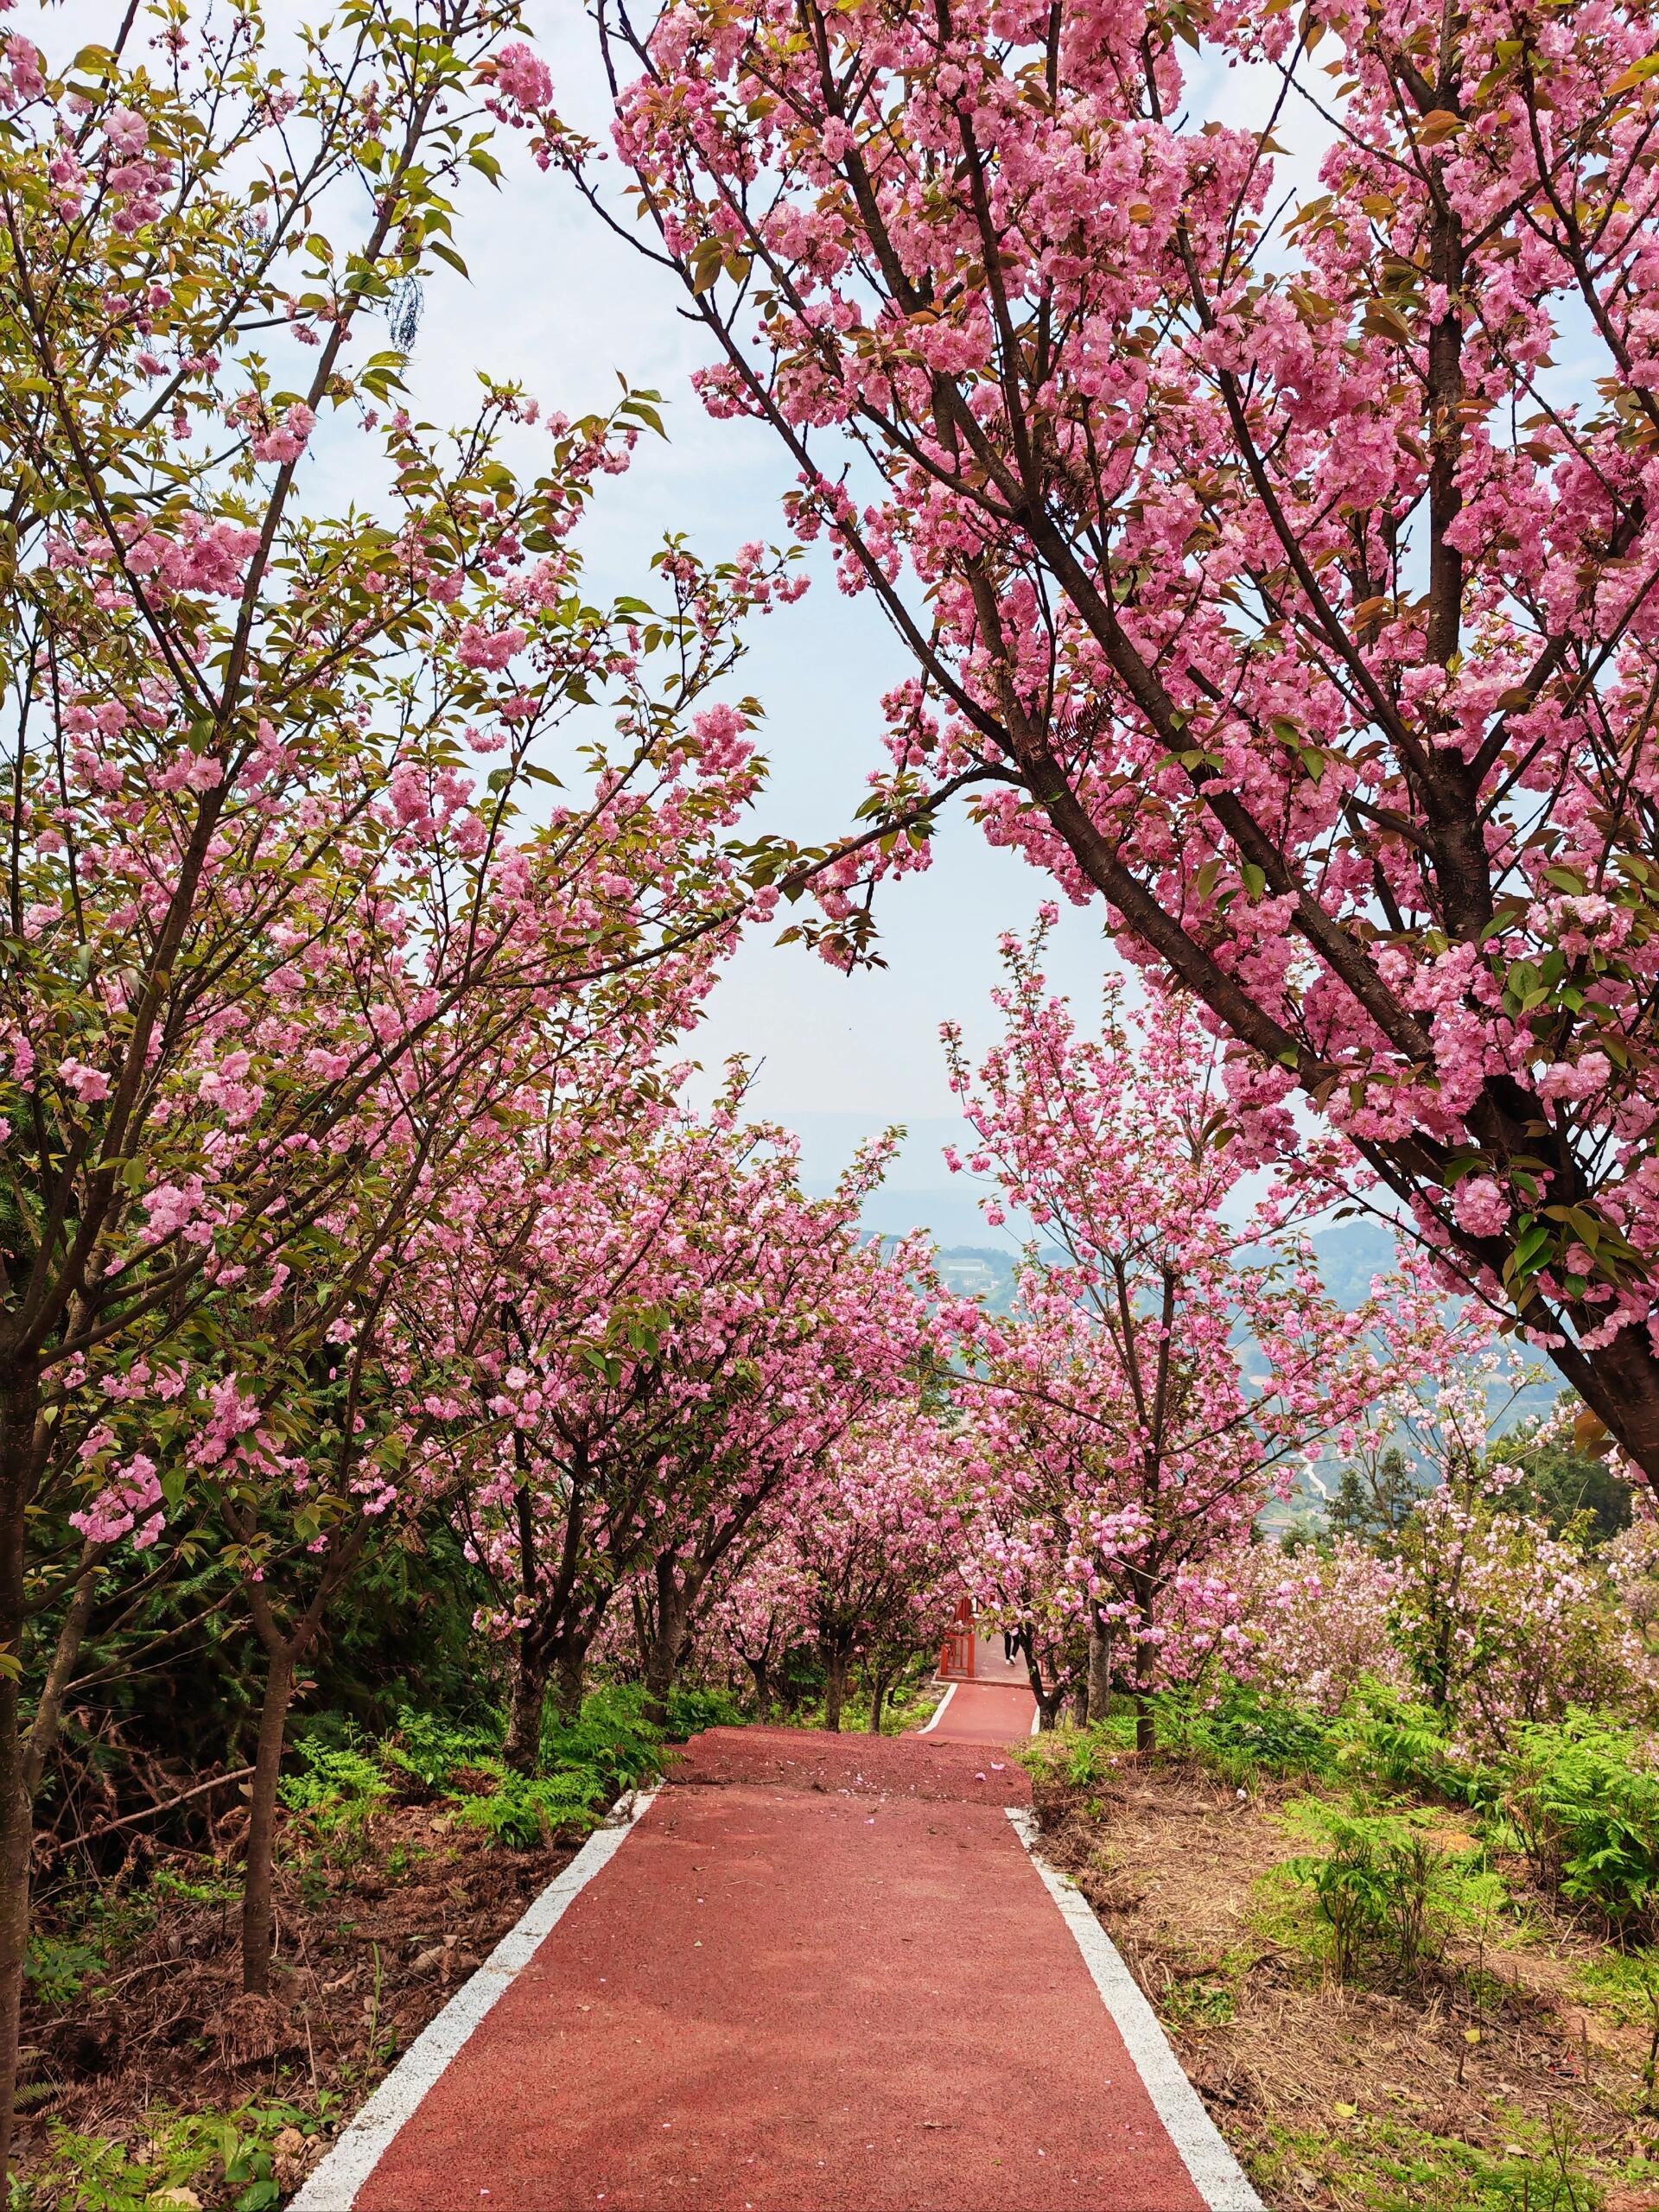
[71,1454,164,1551]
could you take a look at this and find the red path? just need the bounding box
[922,1678,1036,1744]
[295,1684,1258,2212]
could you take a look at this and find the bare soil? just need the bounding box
[1027,1750,1659,2210]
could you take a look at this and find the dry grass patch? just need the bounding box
[1028,1745,1659,2210]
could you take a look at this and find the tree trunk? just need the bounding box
[868,1669,890,1735]
[504,1641,549,1772]
[0,1700,27,2201]
[1026,1655,1067,1731]
[0,1363,43,2193]
[742,1656,771,1714]
[823,1649,850,1732]
[1087,1621,1113,1726]
[2,1557,105,2123]
[642,1586,690,1729]
[553,1640,587,1724]
[0,1560,26,2196]
[1070,1679,1089,1727]
[241,1641,296,1995]
[1132,1587,1158,1752]
[1558,1283,1659,1484]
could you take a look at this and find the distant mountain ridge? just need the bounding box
[909,1222,1408,1324]
[880,1214,1406,1316]
[931,1247,1023,1313]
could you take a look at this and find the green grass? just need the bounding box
[1252,2112,1619,2211]
[1572,1945,1659,2027]
[1158,1974,1240,2030]
[13,2100,334,2212]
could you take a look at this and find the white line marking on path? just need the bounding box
[290,1789,660,2212]
[1007,1807,1265,2212]
[915,1681,957,1734]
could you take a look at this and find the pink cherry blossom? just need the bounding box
[592,0,1659,1476]
[57,1058,110,1103]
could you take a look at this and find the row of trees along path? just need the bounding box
[15,0,1659,2203]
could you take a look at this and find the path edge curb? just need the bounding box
[1007,1807,1265,2212]
[915,1681,957,1733]
[289,1787,660,2212]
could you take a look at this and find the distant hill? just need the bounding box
[914,1217,1408,1316]
[879,1239,1027,1313]
[861,1186,1036,1247]
[1307,1217,1400,1309]
[905,1215,1565,1476]
[1302,1217,1557,1428]
[932,1248,1022,1313]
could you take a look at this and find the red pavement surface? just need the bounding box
[668,1722,1029,1802]
[920,1678,1037,1745]
[357,1724,1205,2212]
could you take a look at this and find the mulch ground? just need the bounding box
[19,1785,577,2200]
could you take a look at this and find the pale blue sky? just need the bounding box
[400,3,1125,1187]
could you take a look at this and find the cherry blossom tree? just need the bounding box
[409,1083,937,1763]
[1377,1369,1659,1751]
[588,0,1659,1475]
[948,931,1463,1743]
[781,1411,966,1732]
[626,1200,939,1724]
[0,1,776,2146]
[1230,1538,1407,1715]
[192,997,683,1993]
[709,1541,814,1713]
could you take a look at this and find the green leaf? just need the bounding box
[1609,53,1659,92]
[1362,300,1414,347]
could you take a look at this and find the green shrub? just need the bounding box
[278,1736,389,1834]
[1064,1732,1117,1788]
[1134,1685,1340,1785]
[1021,1683,1344,1788]
[429,1683,699,1846]
[538,1684,666,1791]
[383,1708,501,1790]
[664,1683,744,1738]
[23,1935,105,2009]
[1183,1689,1339,1783]
[1499,1711,1659,1929]
[1330,1683,1489,1807]
[149,1865,240,1910]
[21,2102,320,2212]
[451,1769,605,1850]
[1286,1802,1501,1984]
